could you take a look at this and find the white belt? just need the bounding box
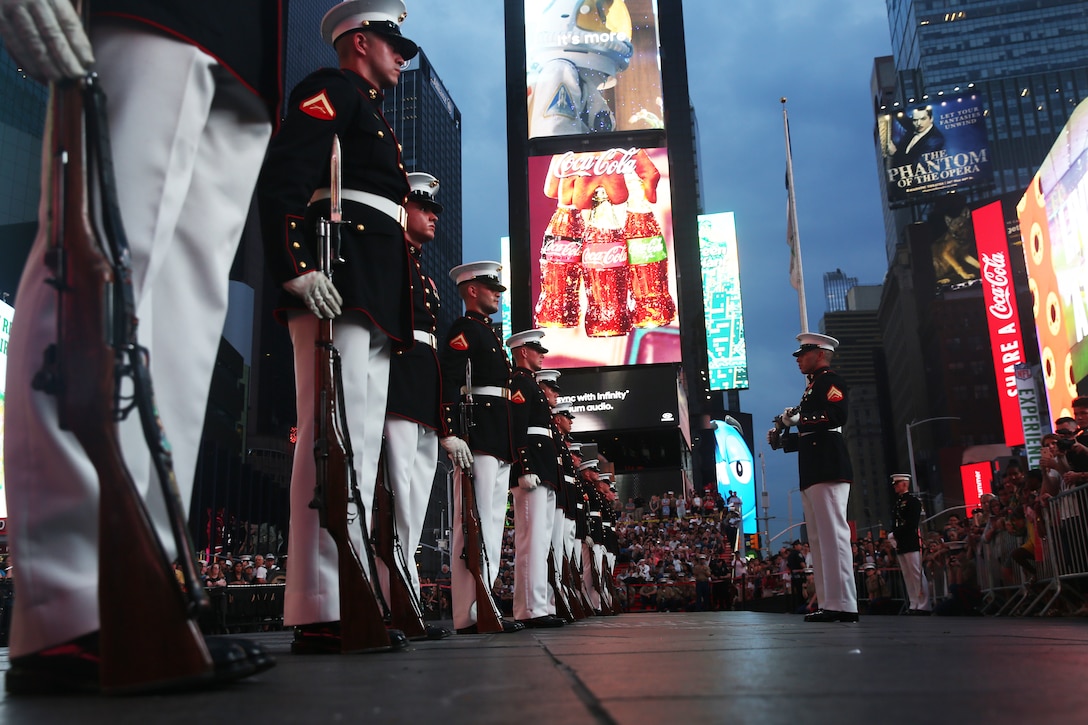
[413,330,436,348]
[527,426,552,438]
[462,385,509,399]
[309,188,408,228]
[564,475,575,483]
[589,512,602,518]
[800,426,842,437]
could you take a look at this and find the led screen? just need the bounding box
[0,299,11,522]
[555,364,679,433]
[525,0,663,140]
[1017,97,1088,421]
[878,95,992,205]
[698,213,748,390]
[527,146,680,368]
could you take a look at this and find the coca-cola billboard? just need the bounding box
[524,0,664,140]
[527,146,680,369]
[975,200,1026,447]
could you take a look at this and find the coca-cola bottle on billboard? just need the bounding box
[582,187,631,337]
[534,204,585,327]
[624,173,675,327]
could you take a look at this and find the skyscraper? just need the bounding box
[823,268,858,314]
[382,50,463,337]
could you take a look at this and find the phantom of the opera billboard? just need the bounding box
[1017,97,1088,420]
[878,95,992,204]
[527,146,680,369]
[524,0,664,140]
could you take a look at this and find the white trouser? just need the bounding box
[547,508,567,613]
[284,313,390,626]
[4,24,270,657]
[801,482,857,614]
[897,550,931,611]
[378,417,438,597]
[582,541,608,611]
[512,486,556,620]
[564,517,578,566]
[450,455,511,629]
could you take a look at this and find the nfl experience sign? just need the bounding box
[878,95,992,205]
[975,201,1026,447]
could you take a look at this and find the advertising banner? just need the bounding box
[0,299,11,522]
[525,0,663,140]
[960,461,992,516]
[1017,97,1088,421]
[878,95,992,204]
[712,419,754,535]
[1015,364,1045,468]
[975,200,1026,447]
[699,213,749,391]
[555,364,679,433]
[527,146,680,369]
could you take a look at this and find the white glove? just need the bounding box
[283,271,343,319]
[0,0,94,82]
[584,535,595,547]
[779,408,800,427]
[888,534,898,550]
[517,474,540,491]
[440,436,473,470]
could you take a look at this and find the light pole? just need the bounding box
[906,417,960,495]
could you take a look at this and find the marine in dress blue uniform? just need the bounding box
[256,0,418,653]
[769,332,857,622]
[380,172,450,638]
[439,262,522,633]
[891,473,931,613]
[507,331,565,627]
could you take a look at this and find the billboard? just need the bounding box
[698,213,749,390]
[975,200,1026,448]
[1017,98,1088,421]
[524,0,663,140]
[527,146,680,368]
[555,364,679,433]
[0,299,11,523]
[712,419,754,535]
[960,461,992,516]
[878,95,992,204]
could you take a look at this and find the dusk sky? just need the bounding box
[403,1,897,541]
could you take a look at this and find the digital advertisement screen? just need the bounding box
[0,299,11,523]
[524,0,663,140]
[974,200,1026,448]
[711,419,754,535]
[878,94,992,205]
[555,364,679,433]
[1017,97,1088,420]
[527,146,680,368]
[698,213,749,391]
[960,461,992,515]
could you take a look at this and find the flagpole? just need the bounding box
[782,97,809,333]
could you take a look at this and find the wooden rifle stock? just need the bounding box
[310,213,390,652]
[561,551,586,619]
[547,548,575,622]
[457,384,504,633]
[372,448,426,638]
[587,543,613,615]
[37,65,211,692]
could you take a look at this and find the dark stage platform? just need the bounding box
[2,611,1086,724]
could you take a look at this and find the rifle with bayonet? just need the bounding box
[32,5,211,691]
[308,135,390,652]
[457,360,504,633]
[547,547,575,621]
[372,447,427,638]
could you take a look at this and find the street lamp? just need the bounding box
[906,417,960,495]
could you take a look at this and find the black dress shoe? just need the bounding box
[424,624,452,640]
[6,632,259,695]
[804,609,859,623]
[521,615,565,628]
[456,620,526,635]
[291,622,408,654]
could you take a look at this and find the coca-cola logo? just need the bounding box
[582,243,628,268]
[553,148,639,178]
[981,252,1013,320]
[542,238,581,263]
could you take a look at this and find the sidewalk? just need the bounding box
[2,611,1087,724]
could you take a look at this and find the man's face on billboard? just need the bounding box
[911,109,933,133]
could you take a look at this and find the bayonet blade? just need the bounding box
[330,134,342,225]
